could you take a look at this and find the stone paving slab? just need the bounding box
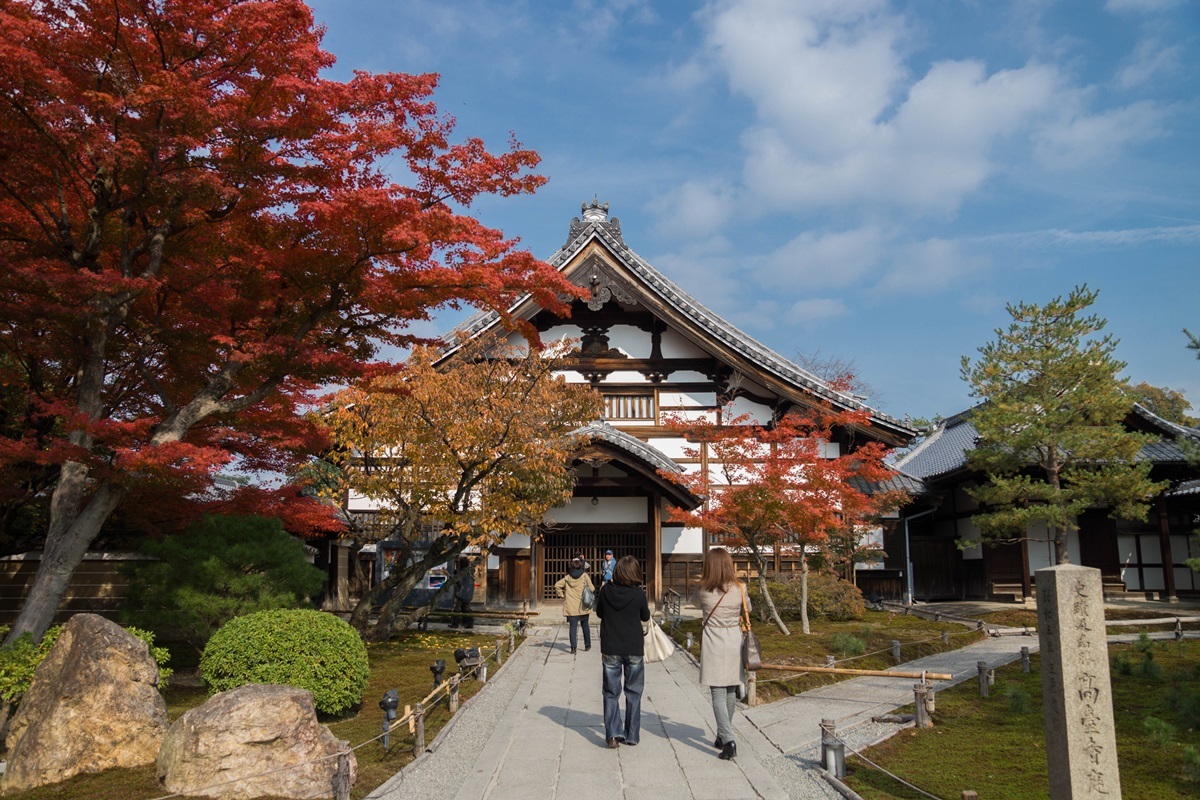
[389,622,784,800]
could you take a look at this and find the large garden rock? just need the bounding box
[2,613,169,792]
[157,683,356,799]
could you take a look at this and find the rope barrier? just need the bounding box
[144,637,511,800]
[835,730,948,800]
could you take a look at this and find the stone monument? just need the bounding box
[1036,564,1121,798]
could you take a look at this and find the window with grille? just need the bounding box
[604,393,655,421]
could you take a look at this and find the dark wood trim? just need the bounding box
[1158,495,1178,600]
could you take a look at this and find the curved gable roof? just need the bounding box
[447,201,917,446]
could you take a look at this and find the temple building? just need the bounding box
[339,199,917,609]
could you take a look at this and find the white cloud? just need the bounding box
[879,238,992,293]
[1033,100,1167,168]
[648,179,739,239]
[785,297,848,325]
[1105,0,1185,13]
[1116,37,1182,89]
[696,0,1167,220]
[755,227,888,290]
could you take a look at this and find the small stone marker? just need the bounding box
[1036,564,1121,798]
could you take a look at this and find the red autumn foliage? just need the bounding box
[0,0,576,640]
[661,398,906,633]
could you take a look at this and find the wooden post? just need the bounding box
[332,747,351,800]
[892,640,902,664]
[413,703,425,755]
[746,671,757,706]
[819,718,845,778]
[480,660,488,684]
[962,792,978,800]
[977,661,990,698]
[1021,646,1031,673]
[449,674,460,713]
[496,638,505,666]
[914,683,931,728]
[942,631,950,645]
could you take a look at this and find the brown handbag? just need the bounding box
[740,585,762,671]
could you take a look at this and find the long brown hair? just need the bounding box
[613,555,642,586]
[700,547,737,593]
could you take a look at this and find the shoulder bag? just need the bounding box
[580,582,596,613]
[740,585,762,671]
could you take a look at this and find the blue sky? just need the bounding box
[308,0,1200,423]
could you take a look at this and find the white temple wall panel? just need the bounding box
[605,326,651,356]
[658,390,717,409]
[650,437,694,459]
[727,396,773,423]
[548,495,648,524]
[659,329,709,358]
[663,527,704,554]
[604,370,651,383]
[666,370,710,383]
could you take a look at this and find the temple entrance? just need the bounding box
[540,528,647,600]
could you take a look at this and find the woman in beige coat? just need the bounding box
[555,557,595,654]
[698,547,748,760]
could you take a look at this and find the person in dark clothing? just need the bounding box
[595,555,650,748]
[554,557,595,654]
[449,557,475,630]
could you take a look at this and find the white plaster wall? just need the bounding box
[668,371,711,383]
[663,526,704,554]
[659,390,717,408]
[1026,522,1082,570]
[557,370,590,384]
[501,532,531,549]
[605,326,650,357]
[605,370,650,383]
[651,436,695,460]
[958,518,984,559]
[728,396,773,424]
[547,495,647,524]
[346,491,385,511]
[660,330,708,358]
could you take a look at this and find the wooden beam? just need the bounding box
[759,664,953,680]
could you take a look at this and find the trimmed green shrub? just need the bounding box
[0,624,171,705]
[123,514,326,651]
[747,570,866,622]
[200,609,369,715]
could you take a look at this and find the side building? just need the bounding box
[889,403,1200,603]
[341,199,917,609]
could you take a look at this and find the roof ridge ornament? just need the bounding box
[567,196,624,247]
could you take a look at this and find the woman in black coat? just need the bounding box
[595,555,650,748]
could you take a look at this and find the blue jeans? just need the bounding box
[602,654,644,744]
[710,685,737,744]
[568,615,591,650]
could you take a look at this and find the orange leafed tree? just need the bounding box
[319,338,604,640]
[662,397,906,634]
[0,0,576,642]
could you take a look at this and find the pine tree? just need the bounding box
[960,285,1163,564]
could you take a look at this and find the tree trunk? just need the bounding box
[4,474,126,644]
[750,547,790,636]
[800,551,811,635]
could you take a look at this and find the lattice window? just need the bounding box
[541,531,648,599]
[604,393,655,421]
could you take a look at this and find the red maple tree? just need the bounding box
[0,0,575,641]
[661,397,906,634]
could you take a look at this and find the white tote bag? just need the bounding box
[643,619,676,663]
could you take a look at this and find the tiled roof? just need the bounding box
[1168,479,1200,497]
[570,421,685,475]
[448,206,916,439]
[893,402,1200,482]
[850,469,929,496]
[892,411,979,480]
